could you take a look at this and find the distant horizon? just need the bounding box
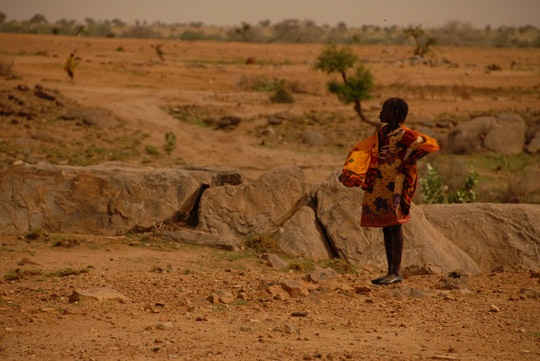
[2,0,540,28]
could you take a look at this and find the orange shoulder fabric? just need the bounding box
[339,134,377,187]
[400,125,439,153]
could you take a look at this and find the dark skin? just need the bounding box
[371,101,405,285]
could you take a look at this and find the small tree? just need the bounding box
[314,43,377,126]
[29,14,48,24]
[404,25,436,57]
[0,12,7,23]
[235,22,252,42]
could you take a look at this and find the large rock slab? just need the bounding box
[68,287,128,303]
[446,114,526,154]
[0,163,242,235]
[61,107,121,129]
[420,203,540,271]
[316,171,481,273]
[277,206,334,260]
[197,166,310,238]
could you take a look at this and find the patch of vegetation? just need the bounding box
[4,266,90,281]
[320,258,358,274]
[245,234,279,253]
[4,268,44,281]
[0,57,14,77]
[269,85,295,103]
[23,228,48,241]
[145,145,160,156]
[164,132,176,153]
[126,232,178,250]
[423,152,540,204]
[420,163,479,204]
[47,267,89,277]
[403,25,436,57]
[163,105,212,128]
[50,235,84,248]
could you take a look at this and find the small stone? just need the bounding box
[435,271,470,290]
[509,294,520,301]
[530,271,540,278]
[491,265,505,273]
[280,279,309,298]
[263,253,288,269]
[266,284,290,300]
[267,116,283,125]
[68,288,128,304]
[490,305,500,312]
[291,311,308,317]
[215,289,235,304]
[156,322,173,331]
[304,267,338,283]
[206,294,219,304]
[355,285,372,294]
[519,288,540,299]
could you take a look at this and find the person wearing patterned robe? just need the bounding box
[339,98,439,285]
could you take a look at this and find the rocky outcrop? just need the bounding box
[0,163,242,235]
[197,166,310,237]
[420,203,540,271]
[277,206,334,260]
[446,113,526,154]
[315,171,481,273]
[1,163,538,273]
[60,107,121,129]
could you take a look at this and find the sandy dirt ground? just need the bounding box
[1,34,540,360]
[1,235,540,361]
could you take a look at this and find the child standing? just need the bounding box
[339,98,439,285]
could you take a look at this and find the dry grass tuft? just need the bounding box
[0,58,14,77]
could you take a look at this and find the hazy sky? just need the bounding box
[2,0,540,28]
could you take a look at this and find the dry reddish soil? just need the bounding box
[1,235,540,360]
[1,34,540,360]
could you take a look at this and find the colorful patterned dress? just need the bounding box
[339,125,439,227]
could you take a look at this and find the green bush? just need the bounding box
[420,163,479,204]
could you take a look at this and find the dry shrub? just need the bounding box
[270,86,295,103]
[236,75,308,94]
[284,79,310,94]
[0,58,14,76]
[498,170,540,203]
[245,234,279,253]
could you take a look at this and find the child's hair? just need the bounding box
[383,97,408,124]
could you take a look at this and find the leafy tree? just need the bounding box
[0,12,6,23]
[314,43,376,126]
[235,22,252,42]
[111,18,126,27]
[29,14,47,24]
[404,25,436,57]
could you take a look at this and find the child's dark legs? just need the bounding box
[390,226,404,275]
[383,227,393,274]
[371,225,403,285]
